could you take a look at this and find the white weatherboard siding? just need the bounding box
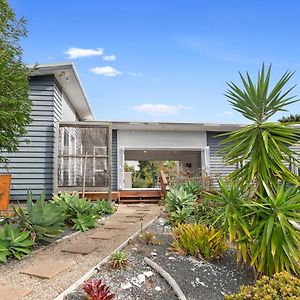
[118,130,206,149]
[62,92,79,122]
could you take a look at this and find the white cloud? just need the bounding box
[90,66,122,77]
[132,104,188,116]
[102,55,116,61]
[65,47,103,59]
[128,72,143,77]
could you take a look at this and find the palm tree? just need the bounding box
[220,64,300,193]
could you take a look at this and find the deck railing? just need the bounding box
[159,170,168,201]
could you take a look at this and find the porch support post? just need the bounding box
[107,122,112,202]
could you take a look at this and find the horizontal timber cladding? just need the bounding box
[111,129,118,191]
[0,75,63,201]
[206,131,236,181]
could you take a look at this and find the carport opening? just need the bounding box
[123,149,202,189]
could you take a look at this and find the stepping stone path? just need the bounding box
[62,241,99,254]
[0,284,32,300]
[89,231,114,240]
[127,214,145,218]
[104,223,127,230]
[119,219,139,223]
[0,204,161,299]
[21,260,72,279]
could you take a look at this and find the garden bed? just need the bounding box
[66,217,253,300]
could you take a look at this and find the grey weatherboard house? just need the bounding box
[1,62,254,201]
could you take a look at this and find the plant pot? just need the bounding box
[0,174,11,210]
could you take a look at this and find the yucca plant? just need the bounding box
[0,224,34,262]
[14,191,66,242]
[247,182,300,276]
[83,279,115,300]
[220,64,300,194]
[170,223,227,261]
[207,179,251,263]
[109,250,129,269]
[165,186,196,212]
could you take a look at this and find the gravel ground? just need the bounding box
[0,204,161,300]
[67,218,253,300]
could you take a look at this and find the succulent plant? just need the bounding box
[83,279,115,300]
[140,231,161,245]
[14,191,66,242]
[0,223,34,262]
[109,250,129,269]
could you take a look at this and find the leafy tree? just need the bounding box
[279,113,300,123]
[220,64,300,193]
[0,0,31,164]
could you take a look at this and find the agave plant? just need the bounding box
[247,182,300,276]
[165,186,196,212]
[53,193,97,231]
[0,224,34,262]
[71,213,97,232]
[183,181,202,198]
[83,279,115,300]
[221,64,300,194]
[93,200,114,216]
[169,207,194,225]
[14,191,66,242]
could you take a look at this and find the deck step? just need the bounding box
[119,198,160,204]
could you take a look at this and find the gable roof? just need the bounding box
[28,62,94,121]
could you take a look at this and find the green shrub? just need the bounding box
[14,191,66,242]
[194,197,220,227]
[165,186,196,213]
[0,224,34,262]
[225,272,300,299]
[93,200,114,216]
[170,223,227,261]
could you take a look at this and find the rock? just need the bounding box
[168,256,176,260]
[121,282,132,290]
[143,271,153,277]
[155,286,162,292]
[131,277,141,287]
[137,274,146,283]
[151,252,157,256]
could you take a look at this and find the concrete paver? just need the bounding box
[0,284,32,300]
[61,241,99,254]
[20,260,72,279]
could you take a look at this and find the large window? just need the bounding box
[57,123,111,192]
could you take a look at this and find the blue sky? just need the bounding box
[9,0,300,123]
